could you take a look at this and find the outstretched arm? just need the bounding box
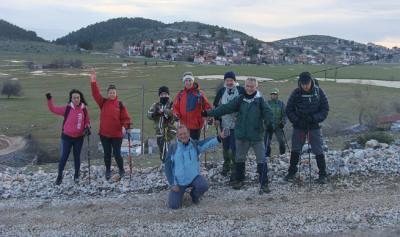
[197,137,221,154]
[46,95,66,116]
[206,96,240,118]
[90,70,105,107]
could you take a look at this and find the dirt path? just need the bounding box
[1,177,399,236]
[0,135,26,156]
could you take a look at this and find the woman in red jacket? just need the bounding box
[90,70,132,180]
[46,89,90,185]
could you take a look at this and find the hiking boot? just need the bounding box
[190,192,200,205]
[315,175,328,184]
[232,162,245,190]
[232,180,244,190]
[105,170,111,180]
[260,182,271,194]
[119,169,125,178]
[73,171,80,183]
[283,173,296,183]
[221,165,230,177]
[55,175,63,185]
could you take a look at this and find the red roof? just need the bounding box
[377,114,400,124]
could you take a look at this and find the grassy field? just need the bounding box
[0,49,399,168]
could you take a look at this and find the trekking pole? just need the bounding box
[306,127,312,191]
[203,122,208,167]
[259,134,270,195]
[127,124,133,181]
[282,129,291,154]
[86,131,91,185]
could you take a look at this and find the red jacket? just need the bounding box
[47,100,90,138]
[91,80,131,138]
[173,86,211,130]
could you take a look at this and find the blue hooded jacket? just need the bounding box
[167,137,220,186]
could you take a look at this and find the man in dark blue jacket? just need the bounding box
[285,72,329,184]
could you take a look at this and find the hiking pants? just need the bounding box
[291,128,323,155]
[100,135,124,172]
[264,128,286,157]
[168,175,209,209]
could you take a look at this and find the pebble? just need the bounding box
[0,140,399,200]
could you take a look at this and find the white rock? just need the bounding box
[365,139,379,148]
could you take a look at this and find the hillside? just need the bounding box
[55,17,260,49]
[0,19,45,42]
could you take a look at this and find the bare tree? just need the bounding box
[1,79,22,99]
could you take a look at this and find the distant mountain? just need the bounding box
[55,17,260,49]
[0,19,45,42]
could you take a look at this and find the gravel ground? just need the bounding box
[0,142,399,236]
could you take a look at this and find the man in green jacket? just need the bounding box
[202,78,274,192]
[265,88,287,158]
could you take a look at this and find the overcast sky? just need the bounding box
[1,0,399,48]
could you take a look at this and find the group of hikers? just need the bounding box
[46,69,329,209]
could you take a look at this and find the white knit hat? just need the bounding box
[182,72,194,82]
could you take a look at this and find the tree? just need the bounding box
[2,80,22,99]
[217,45,225,56]
[78,41,93,50]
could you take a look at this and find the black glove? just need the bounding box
[298,120,308,129]
[201,110,208,117]
[46,93,52,100]
[84,126,91,136]
[298,112,313,123]
[217,135,222,143]
[278,122,284,129]
[305,114,314,123]
[267,124,274,133]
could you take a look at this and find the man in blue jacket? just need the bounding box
[285,72,329,184]
[167,124,224,209]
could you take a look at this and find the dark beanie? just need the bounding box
[224,71,236,81]
[158,86,169,95]
[299,72,312,84]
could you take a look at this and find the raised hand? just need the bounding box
[90,69,96,82]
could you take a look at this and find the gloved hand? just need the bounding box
[207,117,214,125]
[298,120,308,129]
[84,126,91,136]
[201,110,208,117]
[304,114,314,123]
[278,122,284,129]
[45,93,52,100]
[267,124,274,134]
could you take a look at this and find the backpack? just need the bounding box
[177,87,205,110]
[163,140,200,186]
[62,105,88,132]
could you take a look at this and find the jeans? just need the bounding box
[59,134,84,176]
[168,175,209,209]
